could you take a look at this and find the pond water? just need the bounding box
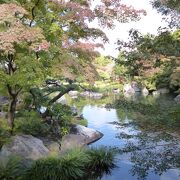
[70,94,180,180]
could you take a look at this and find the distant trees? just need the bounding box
[116,29,180,90]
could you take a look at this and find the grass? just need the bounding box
[0,147,116,180]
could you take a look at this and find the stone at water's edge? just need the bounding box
[61,125,103,152]
[174,94,180,103]
[68,90,79,97]
[0,135,49,160]
[71,125,103,144]
[0,126,103,160]
[142,87,149,96]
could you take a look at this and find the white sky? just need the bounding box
[89,0,168,57]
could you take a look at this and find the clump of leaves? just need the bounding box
[85,147,117,178]
[25,148,89,180]
[24,147,117,180]
[15,110,50,136]
[0,156,26,180]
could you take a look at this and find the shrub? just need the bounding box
[0,156,26,180]
[0,118,11,148]
[15,110,50,136]
[25,148,90,180]
[85,147,117,177]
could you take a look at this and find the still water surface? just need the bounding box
[77,95,180,180]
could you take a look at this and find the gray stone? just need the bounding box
[80,91,103,99]
[57,95,67,105]
[142,87,149,96]
[131,81,141,92]
[174,94,180,103]
[123,81,141,95]
[61,134,87,153]
[0,135,49,160]
[68,91,79,97]
[0,96,9,105]
[71,125,103,144]
[157,88,170,94]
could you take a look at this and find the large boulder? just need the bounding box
[0,135,49,160]
[71,125,103,144]
[61,125,103,152]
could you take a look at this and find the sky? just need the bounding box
[89,0,168,57]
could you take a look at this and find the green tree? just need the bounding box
[0,3,49,132]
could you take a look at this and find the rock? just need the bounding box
[0,95,9,105]
[80,91,103,99]
[41,138,61,154]
[123,81,141,95]
[61,134,87,153]
[142,87,149,96]
[131,81,141,92]
[174,94,180,103]
[0,135,49,160]
[157,88,170,94]
[68,91,79,97]
[60,125,103,152]
[57,95,67,105]
[123,84,135,94]
[71,125,103,144]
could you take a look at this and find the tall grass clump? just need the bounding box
[85,147,117,177]
[25,148,90,180]
[0,156,26,180]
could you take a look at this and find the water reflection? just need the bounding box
[70,95,180,180]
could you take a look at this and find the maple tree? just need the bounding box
[0,0,145,131]
[0,3,49,132]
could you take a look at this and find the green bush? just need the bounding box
[0,118,11,148]
[25,148,90,180]
[0,156,26,180]
[15,110,50,136]
[0,147,116,180]
[86,147,117,176]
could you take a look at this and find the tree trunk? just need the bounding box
[8,96,17,134]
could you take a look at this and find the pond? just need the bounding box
[69,94,180,180]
